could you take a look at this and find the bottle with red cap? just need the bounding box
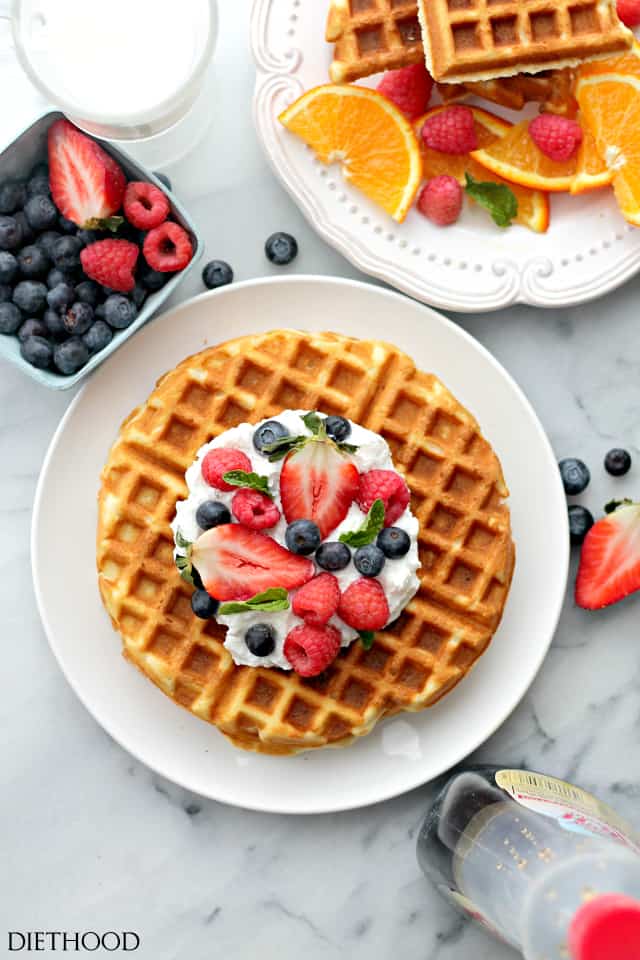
[417,766,640,959]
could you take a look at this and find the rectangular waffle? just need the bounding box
[418,0,633,83]
[327,0,424,83]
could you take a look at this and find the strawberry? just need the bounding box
[191,524,313,601]
[575,501,640,609]
[48,119,126,230]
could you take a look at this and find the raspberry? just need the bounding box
[201,448,251,491]
[616,0,640,26]
[284,623,342,677]
[357,469,410,527]
[292,573,341,626]
[79,239,138,293]
[231,489,280,530]
[529,114,583,162]
[338,578,389,631]
[123,181,170,230]
[417,176,463,226]
[377,63,434,121]
[143,221,193,272]
[421,106,478,155]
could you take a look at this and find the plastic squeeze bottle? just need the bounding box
[417,766,640,959]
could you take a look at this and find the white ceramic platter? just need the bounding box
[251,0,640,311]
[32,277,569,813]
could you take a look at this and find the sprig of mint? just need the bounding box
[339,499,385,547]
[223,470,273,499]
[174,531,195,585]
[358,630,375,650]
[218,587,290,615]
[263,411,358,462]
[464,173,517,228]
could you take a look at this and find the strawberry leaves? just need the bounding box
[339,499,385,547]
[263,411,358,461]
[223,470,273,498]
[218,588,290,615]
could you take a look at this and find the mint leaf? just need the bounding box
[302,411,323,435]
[222,470,273,499]
[465,173,517,228]
[339,499,385,547]
[263,435,304,461]
[175,530,192,550]
[175,553,195,587]
[358,630,375,650]
[219,587,290,615]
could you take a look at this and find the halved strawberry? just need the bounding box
[576,502,640,609]
[48,119,126,230]
[191,524,313,601]
[280,439,359,539]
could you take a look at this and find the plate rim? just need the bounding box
[31,275,570,814]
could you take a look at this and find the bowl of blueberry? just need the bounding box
[0,111,201,389]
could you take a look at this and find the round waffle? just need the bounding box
[97,330,515,755]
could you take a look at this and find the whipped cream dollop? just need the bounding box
[172,410,420,670]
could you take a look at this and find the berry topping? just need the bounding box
[196,500,232,531]
[253,420,290,454]
[21,335,52,370]
[357,469,410,527]
[191,589,219,619]
[265,231,298,266]
[202,259,234,289]
[104,294,137,330]
[292,573,341,626]
[576,501,640,609]
[232,489,281,530]
[354,543,386,577]
[316,540,351,572]
[569,505,595,546]
[529,114,583,163]
[421,106,478,155]
[605,448,632,477]
[617,0,640,25]
[283,623,342,677]
[83,320,113,355]
[123,181,169,230]
[559,457,590,496]
[377,62,434,121]
[191,525,314,602]
[338,578,390,631]
[285,519,321,556]
[417,176,463,227]
[53,337,89,375]
[143,221,193,272]
[48,119,126,229]
[201,448,252,491]
[324,415,351,442]
[80,239,139,293]
[280,434,359,539]
[245,623,276,657]
[377,526,411,558]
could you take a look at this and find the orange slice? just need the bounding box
[415,106,550,233]
[279,84,422,223]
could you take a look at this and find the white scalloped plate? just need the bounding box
[251,0,640,311]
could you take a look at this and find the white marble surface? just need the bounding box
[3,3,640,958]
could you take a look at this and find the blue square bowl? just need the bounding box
[0,111,202,390]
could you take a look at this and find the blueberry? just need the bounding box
[354,543,386,577]
[153,171,172,191]
[75,280,101,307]
[265,231,298,266]
[43,308,68,341]
[377,526,411,559]
[0,181,26,214]
[196,500,231,530]
[76,229,98,246]
[316,540,351,571]
[63,302,94,335]
[244,623,276,657]
[18,244,50,279]
[47,267,69,289]
[37,231,63,259]
[324,415,351,442]
[26,173,50,199]
[58,215,77,234]
[0,284,12,303]
[25,195,58,231]
[0,302,22,334]
[20,335,53,369]
[559,458,590,496]
[191,589,219,619]
[202,259,233,289]
[0,215,23,250]
[13,211,35,245]
[131,283,147,309]
[285,519,321,555]
[139,266,169,292]
[51,235,83,270]
[82,320,113,355]
[253,419,290,454]
[95,302,106,321]
[46,282,75,312]
[104,294,137,330]
[0,250,17,284]
[568,505,594,546]
[53,337,89,375]
[18,318,47,342]
[605,448,632,477]
[13,280,47,315]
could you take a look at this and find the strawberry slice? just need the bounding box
[191,524,313,601]
[48,119,126,229]
[280,438,359,539]
[576,502,640,609]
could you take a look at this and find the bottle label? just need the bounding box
[495,769,640,854]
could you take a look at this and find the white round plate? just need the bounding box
[32,277,568,814]
[251,1,640,311]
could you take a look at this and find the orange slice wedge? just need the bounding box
[279,84,423,223]
[415,106,550,233]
